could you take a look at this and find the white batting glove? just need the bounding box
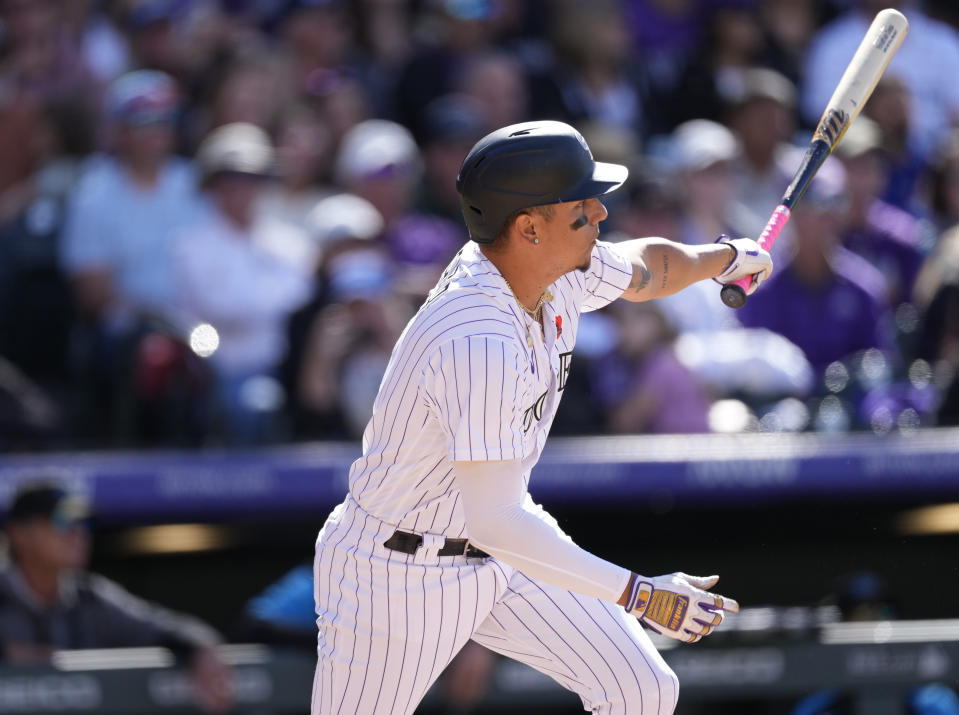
[713,236,773,296]
[624,572,740,643]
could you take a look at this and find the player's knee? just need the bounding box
[620,658,679,714]
[661,665,680,713]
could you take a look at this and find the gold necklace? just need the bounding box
[503,276,552,347]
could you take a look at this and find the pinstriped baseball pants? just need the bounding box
[311,497,679,715]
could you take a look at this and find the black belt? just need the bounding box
[383,530,490,558]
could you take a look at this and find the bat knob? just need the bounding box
[720,284,748,309]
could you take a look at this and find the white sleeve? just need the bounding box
[453,458,631,603]
[581,240,634,312]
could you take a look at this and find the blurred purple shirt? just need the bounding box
[841,199,927,306]
[737,247,896,371]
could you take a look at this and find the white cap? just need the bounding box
[835,116,883,159]
[197,122,275,179]
[334,119,421,185]
[670,119,740,172]
[306,192,384,245]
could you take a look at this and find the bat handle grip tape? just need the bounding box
[719,205,791,309]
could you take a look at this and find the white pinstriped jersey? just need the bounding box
[347,239,633,537]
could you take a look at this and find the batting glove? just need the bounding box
[713,235,773,295]
[624,572,739,643]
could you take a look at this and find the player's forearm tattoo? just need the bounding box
[661,254,669,289]
[631,263,651,293]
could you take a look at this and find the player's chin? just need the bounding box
[576,258,591,273]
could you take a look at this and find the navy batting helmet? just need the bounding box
[456,120,628,244]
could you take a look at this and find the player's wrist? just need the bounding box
[617,572,635,607]
[620,573,654,616]
[713,235,739,279]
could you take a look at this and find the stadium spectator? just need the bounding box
[835,116,927,310]
[667,5,768,128]
[802,0,959,158]
[621,0,709,111]
[349,0,415,116]
[61,69,196,327]
[0,480,231,713]
[722,67,799,259]
[864,76,930,216]
[611,138,814,406]
[121,0,190,81]
[0,0,98,100]
[0,0,99,200]
[414,93,490,224]
[254,104,334,270]
[333,119,464,297]
[758,0,818,85]
[64,0,130,85]
[304,63,372,150]
[926,128,959,234]
[738,151,898,374]
[59,69,203,444]
[282,193,411,440]
[539,0,649,139]
[594,301,712,434]
[173,122,313,445]
[611,166,685,243]
[184,52,289,154]
[456,49,529,132]
[669,118,742,245]
[392,0,502,141]
[915,225,959,425]
[0,94,95,406]
[276,0,358,97]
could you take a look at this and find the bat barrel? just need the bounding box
[719,8,908,310]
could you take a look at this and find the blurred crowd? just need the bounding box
[2,0,959,450]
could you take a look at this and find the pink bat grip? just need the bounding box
[720,205,790,308]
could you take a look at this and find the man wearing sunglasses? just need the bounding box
[0,480,232,713]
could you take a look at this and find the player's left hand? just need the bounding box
[625,572,739,643]
[713,236,773,295]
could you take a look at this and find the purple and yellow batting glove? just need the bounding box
[624,572,739,643]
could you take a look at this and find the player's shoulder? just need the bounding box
[418,243,516,320]
[592,239,633,273]
[406,250,523,357]
[413,283,517,342]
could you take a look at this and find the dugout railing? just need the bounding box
[0,619,956,714]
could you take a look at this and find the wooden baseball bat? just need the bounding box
[720,7,909,309]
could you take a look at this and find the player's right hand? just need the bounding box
[713,236,773,295]
[624,572,739,643]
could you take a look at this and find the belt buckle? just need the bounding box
[460,539,472,557]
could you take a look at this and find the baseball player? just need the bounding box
[311,120,772,714]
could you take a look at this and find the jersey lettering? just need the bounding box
[522,390,549,432]
[558,351,573,391]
